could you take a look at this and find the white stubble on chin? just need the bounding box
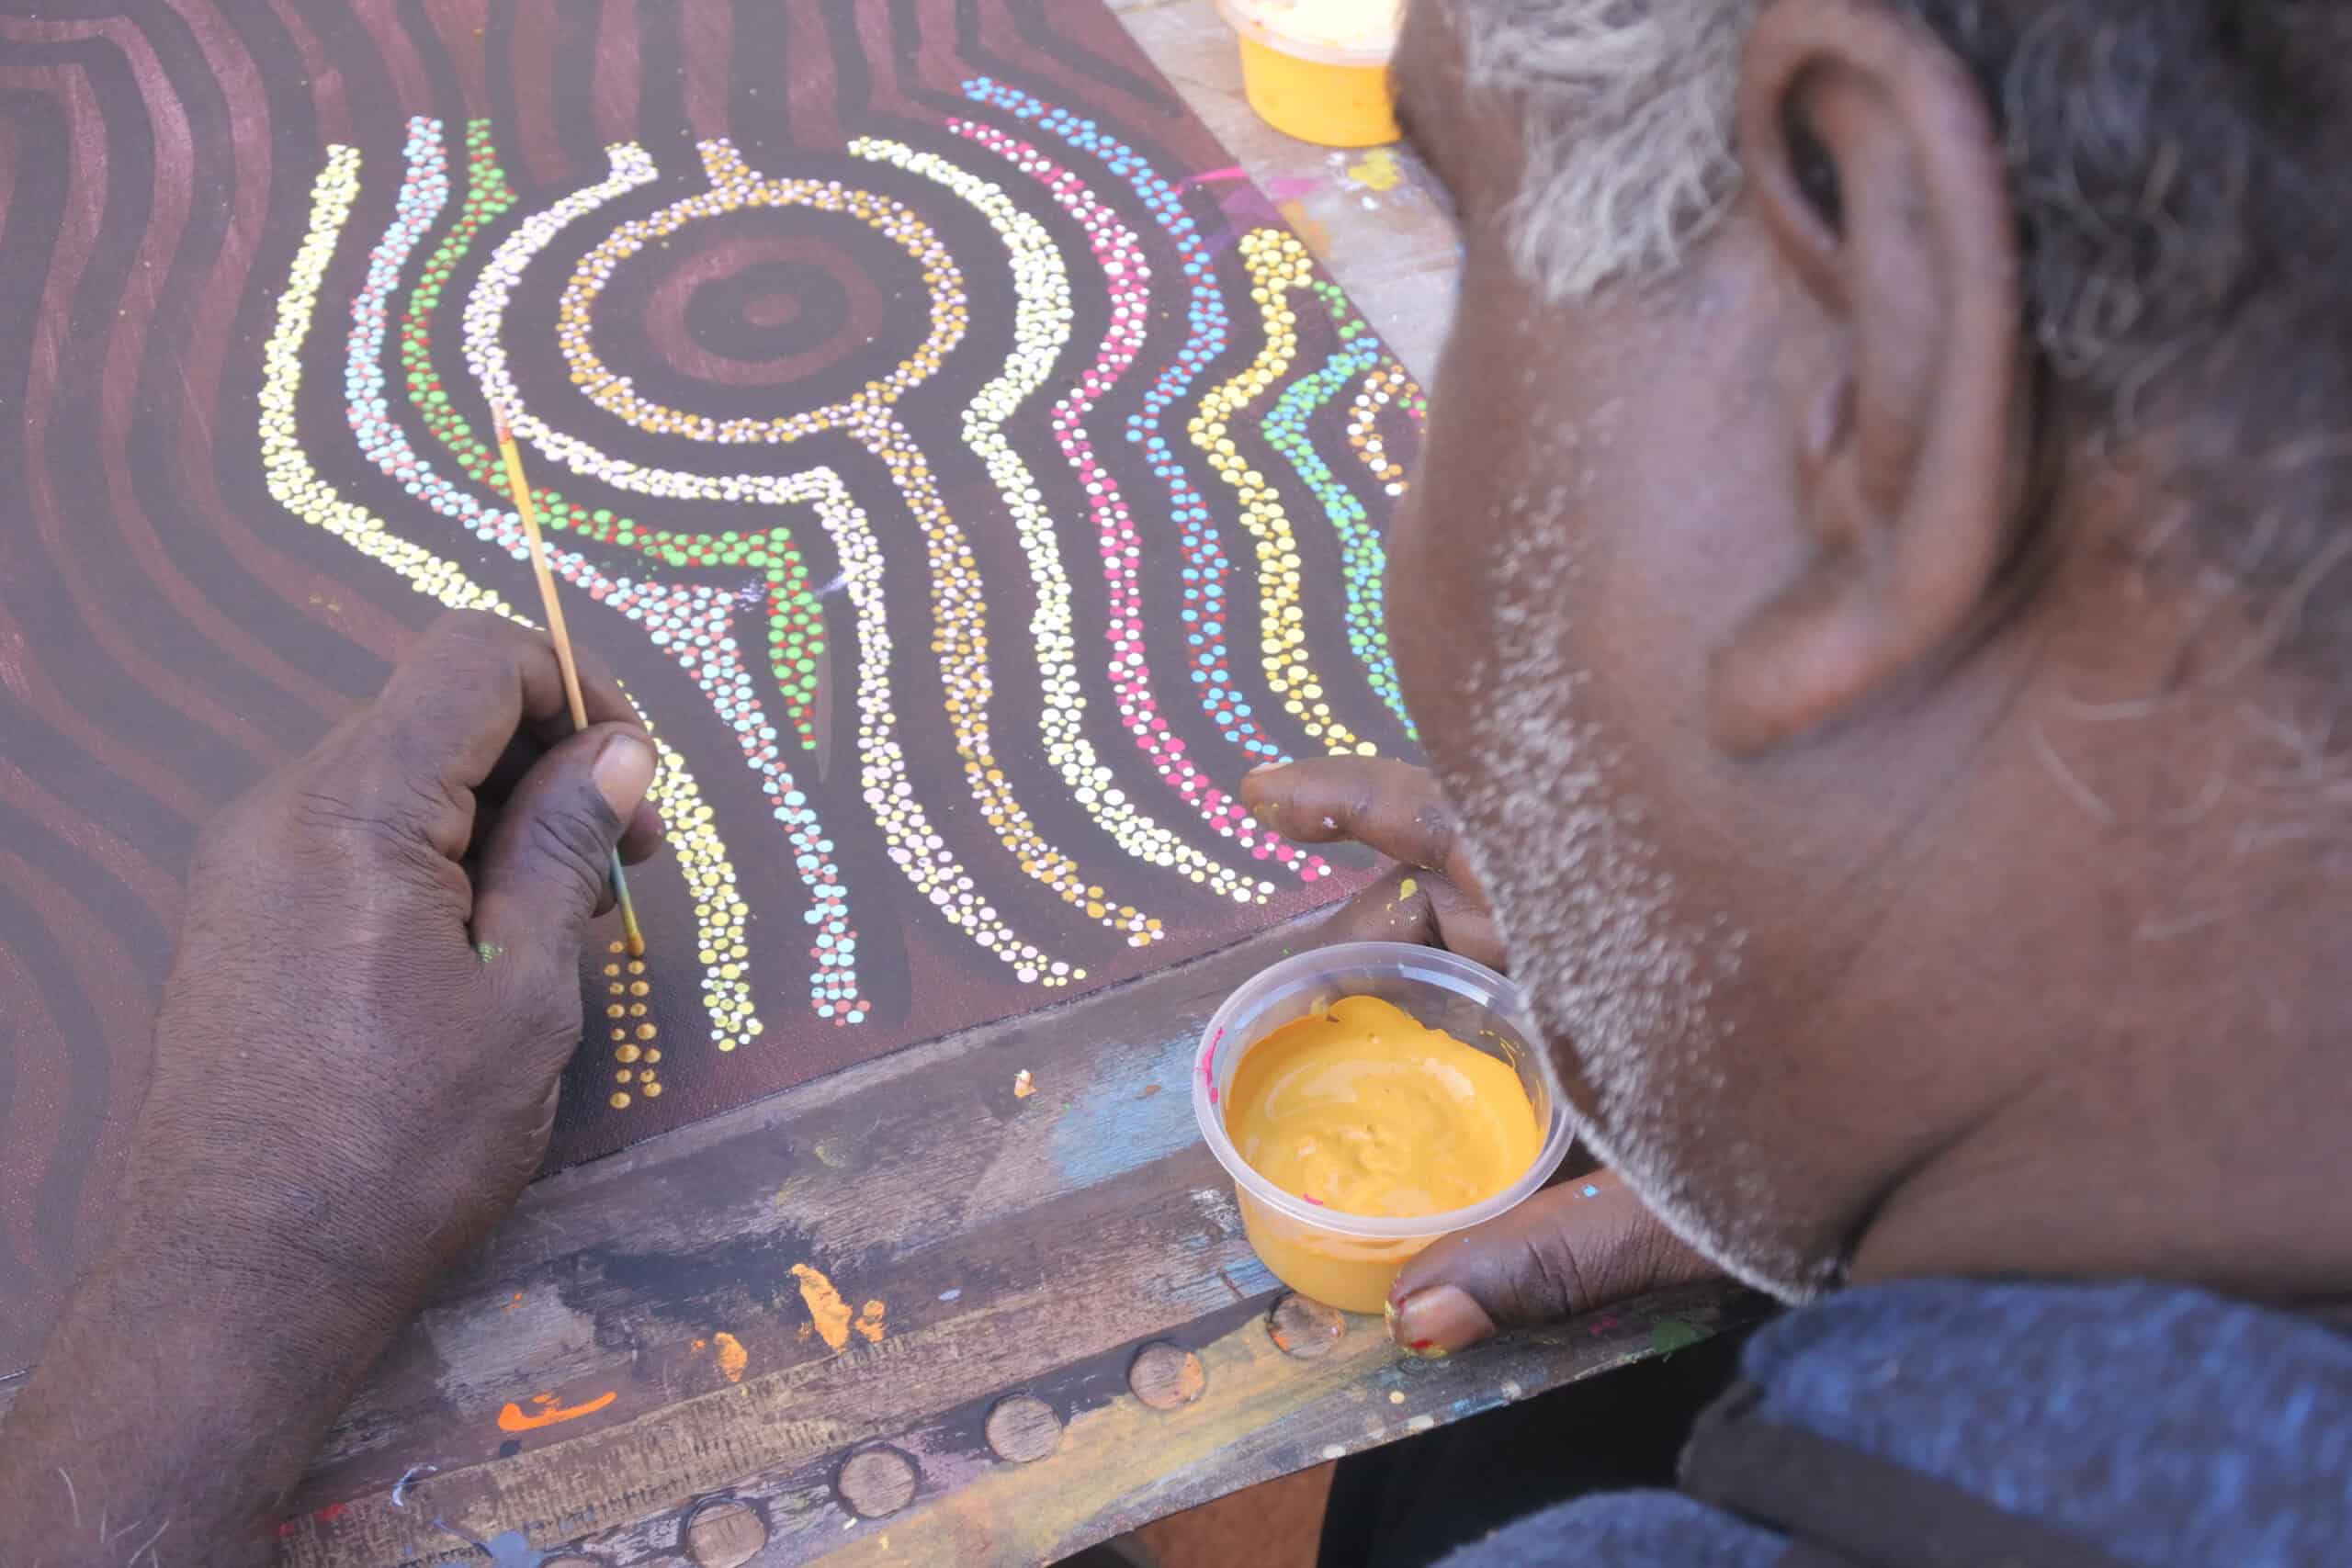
[1439,491,1836,1302]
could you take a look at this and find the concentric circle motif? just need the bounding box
[412,126,831,751]
[463,139,1155,981]
[556,141,962,441]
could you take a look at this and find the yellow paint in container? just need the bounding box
[1217,0,1404,149]
[1194,943,1573,1314]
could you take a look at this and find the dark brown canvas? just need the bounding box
[0,0,1426,1372]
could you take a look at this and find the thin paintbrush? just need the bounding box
[491,407,646,959]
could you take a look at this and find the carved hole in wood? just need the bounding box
[836,1444,922,1518]
[681,1496,768,1568]
[1267,1292,1346,1359]
[984,1393,1064,1462]
[1128,1340,1208,1409]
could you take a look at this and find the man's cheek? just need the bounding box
[1383,532,1453,744]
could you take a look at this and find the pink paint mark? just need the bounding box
[1176,164,1247,190]
[1260,174,1322,202]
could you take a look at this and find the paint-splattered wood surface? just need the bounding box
[247,918,1765,1566]
[0,2,1770,1562]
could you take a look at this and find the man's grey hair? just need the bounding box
[1449,0,1759,302]
[1455,0,2352,667]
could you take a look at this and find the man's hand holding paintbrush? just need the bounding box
[0,612,662,1565]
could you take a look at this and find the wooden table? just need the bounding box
[6,6,1762,1563]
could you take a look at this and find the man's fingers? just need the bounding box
[1240,759,1471,882]
[1385,1171,1721,1355]
[618,799,665,865]
[470,725,657,975]
[333,613,645,862]
[1323,866,1509,971]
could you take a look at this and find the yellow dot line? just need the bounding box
[1190,229,1374,758]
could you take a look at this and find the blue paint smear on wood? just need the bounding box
[1046,1031,1204,1188]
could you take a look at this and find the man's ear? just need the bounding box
[1708,0,2026,755]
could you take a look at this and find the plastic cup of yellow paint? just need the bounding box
[1216,0,1404,149]
[1193,942,1574,1314]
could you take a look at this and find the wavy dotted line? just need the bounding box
[261,144,763,1066]
[963,77,1291,765]
[351,118,860,1029]
[1193,229,1374,757]
[854,128,1271,905]
[1346,356,1425,496]
[401,121,830,753]
[1263,279,1414,739]
[464,141,1087,985]
[947,118,1329,886]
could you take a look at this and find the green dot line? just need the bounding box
[398,120,829,750]
[1260,279,1416,739]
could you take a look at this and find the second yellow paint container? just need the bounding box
[1218,0,1404,148]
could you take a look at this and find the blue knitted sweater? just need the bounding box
[1447,1280,2352,1567]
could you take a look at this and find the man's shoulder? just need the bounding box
[1438,1489,1784,1568]
[1448,1279,2352,1568]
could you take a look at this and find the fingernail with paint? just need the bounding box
[594,731,658,818]
[1388,1285,1496,1357]
[1247,761,1286,776]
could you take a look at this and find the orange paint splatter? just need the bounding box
[855,1300,888,1345]
[1013,1068,1036,1099]
[712,1330,749,1384]
[691,1337,707,1352]
[503,1292,523,1312]
[791,1262,854,1351]
[495,1390,617,1432]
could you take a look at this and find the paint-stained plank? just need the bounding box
[270,908,1763,1565]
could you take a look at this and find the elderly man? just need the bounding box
[6,0,2350,1563]
[1244,0,2352,1562]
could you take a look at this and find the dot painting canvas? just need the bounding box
[0,0,1426,1371]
